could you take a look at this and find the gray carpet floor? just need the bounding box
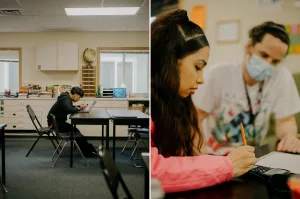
[0,138,148,199]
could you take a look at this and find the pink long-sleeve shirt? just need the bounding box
[151,119,234,193]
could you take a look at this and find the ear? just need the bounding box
[177,59,182,66]
[244,39,253,62]
[244,39,252,54]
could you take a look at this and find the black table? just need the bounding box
[142,153,149,199]
[0,123,7,193]
[69,110,110,168]
[165,144,292,199]
[106,110,149,160]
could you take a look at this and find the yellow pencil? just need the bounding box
[240,123,247,146]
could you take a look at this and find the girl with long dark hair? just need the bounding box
[151,9,257,193]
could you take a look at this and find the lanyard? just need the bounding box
[243,75,264,126]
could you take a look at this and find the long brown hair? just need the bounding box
[151,9,209,157]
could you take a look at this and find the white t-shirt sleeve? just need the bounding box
[273,68,300,120]
[192,65,223,113]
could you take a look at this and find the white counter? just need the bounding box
[1,97,149,101]
[0,97,149,136]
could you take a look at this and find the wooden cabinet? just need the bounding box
[36,43,57,71]
[36,42,79,71]
[57,42,79,71]
[0,99,43,130]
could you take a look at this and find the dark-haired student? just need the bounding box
[47,86,97,156]
[151,9,257,193]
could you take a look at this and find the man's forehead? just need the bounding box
[256,34,288,59]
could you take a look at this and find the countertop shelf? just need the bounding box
[81,65,96,97]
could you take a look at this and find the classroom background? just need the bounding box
[180,0,300,140]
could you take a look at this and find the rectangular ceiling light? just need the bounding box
[65,7,139,16]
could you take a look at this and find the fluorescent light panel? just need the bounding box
[65,7,139,16]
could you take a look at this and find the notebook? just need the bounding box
[78,101,96,113]
[256,151,300,174]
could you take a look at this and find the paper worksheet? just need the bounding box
[256,151,300,174]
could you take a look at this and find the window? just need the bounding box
[0,50,20,93]
[99,50,149,94]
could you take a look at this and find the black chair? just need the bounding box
[49,114,88,167]
[121,126,149,168]
[121,108,149,159]
[129,129,149,159]
[130,129,149,168]
[99,146,134,199]
[26,105,59,157]
[121,125,140,154]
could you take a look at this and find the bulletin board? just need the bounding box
[216,19,240,44]
[285,24,300,54]
[191,6,206,29]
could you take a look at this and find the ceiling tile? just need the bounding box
[0,0,22,8]
[0,0,149,32]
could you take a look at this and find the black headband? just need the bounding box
[264,25,288,35]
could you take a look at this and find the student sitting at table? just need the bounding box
[47,86,97,156]
[151,9,257,193]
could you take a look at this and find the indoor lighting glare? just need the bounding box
[150,17,156,23]
[65,7,139,16]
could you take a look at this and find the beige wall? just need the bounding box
[182,0,300,74]
[0,31,149,88]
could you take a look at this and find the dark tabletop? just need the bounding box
[106,110,149,119]
[69,110,111,125]
[0,124,7,130]
[165,144,291,199]
[70,110,111,119]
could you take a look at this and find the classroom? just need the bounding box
[1,0,300,198]
[0,0,149,198]
[151,0,300,199]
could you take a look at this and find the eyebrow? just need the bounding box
[260,51,280,63]
[196,59,207,66]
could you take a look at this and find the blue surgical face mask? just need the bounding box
[246,53,274,81]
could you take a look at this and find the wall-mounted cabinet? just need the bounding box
[36,42,79,71]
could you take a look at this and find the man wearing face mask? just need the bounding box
[193,21,300,155]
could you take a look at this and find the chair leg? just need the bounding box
[121,132,134,154]
[74,140,89,166]
[132,142,144,168]
[51,140,63,160]
[131,138,138,152]
[133,161,144,168]
[26,134,43,157]
[52,141,68,167]
[142,139,149,149]
[130,139,141,159]
[48,135,59,155]
[130,139,138,157]
[0,176,7,194]
[51,131,60,146]
[133,157,144,168]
